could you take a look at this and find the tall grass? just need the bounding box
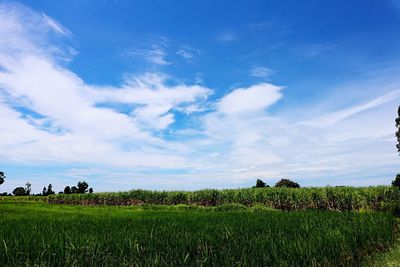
[39,186,400,211]
[0,202,395,266]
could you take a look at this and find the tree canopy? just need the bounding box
[77,181,89,194]
[42,184,55,196]
[0,172,5,186]
[275,179,300,188]
[13,187,26,196]
[254,179,269,188]
[396,106,400,154]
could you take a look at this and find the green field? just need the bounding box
[0,201,396,266]
[42,186,400,211]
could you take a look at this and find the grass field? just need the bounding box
[0,201,396,266]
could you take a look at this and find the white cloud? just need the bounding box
[0,3,210,169]
[90,73,212,129]
[217,83,282,115]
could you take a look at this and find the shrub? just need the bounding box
[13,187,26,196]
[64,186,71,194]
[254,179,269,188]
[275,179,300,188]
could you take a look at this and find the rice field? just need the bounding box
[0,201,396,266]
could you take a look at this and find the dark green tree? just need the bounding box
[77,181,89,194]
[46,184,55,195]
[71,186,78,194]
[64,186,71,194]
[42,184,55,196]
[396,106,400,153]
[254,179,269,188]
[0,171,5,186]
[13,187,26,196]
[392,174,400,188]
[393,107,400,187]
[89,188,93,194]
[25,182,31,196]
[275,179,300,188]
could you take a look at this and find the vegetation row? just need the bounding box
[1,185,396,212]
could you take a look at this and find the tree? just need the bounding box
[392,174,400,188]
[13,187,26,196]
[64,182,91,194]
[254,179,269,188]
[25,182,31,196]
[46,184,55,196]
[64,186,71,194]
[71,186,78,194]
[42,184,55,196]
[77,181,89,194]
[275,179,300,188]
[396,106,400,153]
[0,172,5,186]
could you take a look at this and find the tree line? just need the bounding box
[0,174,93,196]
[253,178,301,188]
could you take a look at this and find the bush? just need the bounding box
[12,187,26,196]
[275,179,300,188]
[254,179,269,188]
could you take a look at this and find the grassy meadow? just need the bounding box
[0,201,397,267]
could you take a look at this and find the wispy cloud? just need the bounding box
[176,45,201,62]
[125,36,170,65]
[216,31,239,43]
[41,13,71,37]
[301,89,400,127]
[249,66,274,78]
[126,45,170,65]
[291,43,336,58]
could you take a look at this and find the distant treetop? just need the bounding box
[396,106,400,154]
[0,172,5,186]
[254,179,269,188]
[275,179,300,188]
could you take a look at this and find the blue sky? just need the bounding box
[0,0,400,193]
